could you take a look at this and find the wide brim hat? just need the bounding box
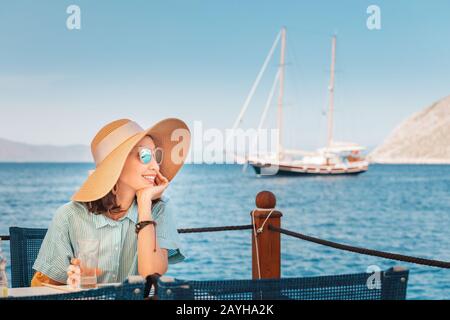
[72,118,190,202]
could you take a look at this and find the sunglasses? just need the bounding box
[138,147,164,165]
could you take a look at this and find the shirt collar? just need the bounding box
[92,199,138,229]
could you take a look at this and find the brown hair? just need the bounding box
[81,186,161,216]
[82,185,126,215]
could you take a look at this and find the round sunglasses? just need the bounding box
[138,147,164,165]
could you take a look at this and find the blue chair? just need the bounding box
[9,227,47,288]
[4,276,146,300]
[157,267,409,300]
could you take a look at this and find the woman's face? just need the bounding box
[118,135,160,191]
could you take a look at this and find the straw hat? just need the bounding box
[72,118,190,202]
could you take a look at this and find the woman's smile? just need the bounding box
[142,174,156,185]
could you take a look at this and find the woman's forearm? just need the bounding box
[137,205,169,277]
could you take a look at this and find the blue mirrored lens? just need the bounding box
[139,149,152,164]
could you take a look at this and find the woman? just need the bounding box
[31,118,191,287]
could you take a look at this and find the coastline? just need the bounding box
[368,159,450,165]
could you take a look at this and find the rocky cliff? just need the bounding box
[368,95,450,164]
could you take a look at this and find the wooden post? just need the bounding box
[251,191,282,279]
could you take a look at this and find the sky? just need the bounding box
[0,0,449,151]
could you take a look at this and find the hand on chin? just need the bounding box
[136,171,169,204]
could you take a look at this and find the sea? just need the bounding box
[0,163,449,299]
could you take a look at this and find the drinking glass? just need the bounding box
[77,239,100,289]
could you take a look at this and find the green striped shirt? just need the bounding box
[33,196,185,284]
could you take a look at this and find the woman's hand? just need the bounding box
[136,171,169,207]
[66,258,102,289]
[66,258,81,288]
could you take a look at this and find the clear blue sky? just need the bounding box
[0,0,449,150]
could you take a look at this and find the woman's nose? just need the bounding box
[147,157,159,171]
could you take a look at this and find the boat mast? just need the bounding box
[226,30,282,157]
[327,35,336,148]
[277,27,286,159]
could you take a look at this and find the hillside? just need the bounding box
[0,138,91,162]
[368,96,450,164]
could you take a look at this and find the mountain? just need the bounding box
[0,138,92,162]
[368,95,450,164]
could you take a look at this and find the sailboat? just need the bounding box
[230,27,369,176]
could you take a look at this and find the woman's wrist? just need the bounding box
[138,213,153,222]
[137,195,151,207]
[137,203,153,221]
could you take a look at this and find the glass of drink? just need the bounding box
[77,239,99,289]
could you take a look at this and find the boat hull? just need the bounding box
[249,162,369,176]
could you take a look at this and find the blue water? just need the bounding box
[0,163,449,299]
